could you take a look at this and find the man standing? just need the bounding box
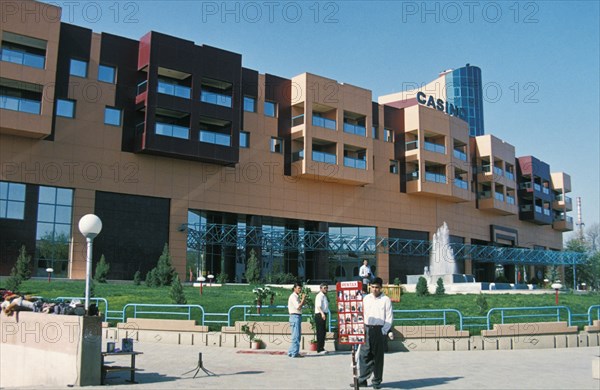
[356,277,393,389]
[288,282,306,358]
[314,282,330,354]
[359,259,372,291]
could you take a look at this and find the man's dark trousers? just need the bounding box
[358,325,385,386]
[315,313,327,352]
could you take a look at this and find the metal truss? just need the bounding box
[187,223,585,265]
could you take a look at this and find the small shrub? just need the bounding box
[145,268,158,287]
[476,293,488,315]
[245,249,261,284]
[416,276,429,297]
[393,277,401,286]
[216,272,228,284]
[133,270,141,285]
[14,245,31,281]
[155,244,176,286]
[93,254,110,283]
[169,275,187,304]
[5,270,22,292]
[435,277,445,295]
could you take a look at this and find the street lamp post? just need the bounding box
[551,281,562,305]
[78,214,102,313]
[46,267,54,283]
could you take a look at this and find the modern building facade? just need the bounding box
[1,1,576,284]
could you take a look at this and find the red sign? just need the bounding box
[335,281,365,345]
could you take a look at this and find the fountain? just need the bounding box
[406,222,476,286]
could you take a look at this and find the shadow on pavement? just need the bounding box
[384,376,463,388]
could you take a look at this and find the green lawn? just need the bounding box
[9,279,600,332]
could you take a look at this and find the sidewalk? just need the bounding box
[13,343,600,389]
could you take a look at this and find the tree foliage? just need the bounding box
[5,246,32,291]
[435,277,445,295]
[93,254,110,283]
[416,276,429,297]
[146,244,176,288]
[169,275,187,304]
[245,248,261,284]
[133,270,142,286]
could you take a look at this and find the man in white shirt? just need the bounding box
[314,282,330,354]
[287,282,306,358]
[355,277,393,389]
[359,259,372,290]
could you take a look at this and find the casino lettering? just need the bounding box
[416,91,467,120]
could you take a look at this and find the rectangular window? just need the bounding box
[240,131,250,148]
[243,96,256,112]
[104,107,122,126]
[384,128,394,143]
[199,130,231,146]
[1,31,46,69]
[270,137,283,153]
[389,160,399,174]
[69,59,88,78]
[372,126,379,139]
[264,101,277,117]
[0,181,26,220]
[0,80,42,115]
[56,99,75,118]
[98,64,116,83]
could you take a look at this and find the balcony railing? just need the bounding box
[406,171,419,181]
[454,178,468,189]
[200,91,231,107]
[542,187,550,195]
[534,205,542,214]
[533,183,541,192]
[405,140,418,151]
[312,116,336,130]
[344,156,366,170]
[555,215,574,223]
[199,130,231,146]
[453,149,467,161]
[156,122,189,139]
[137,80,148,95]
[494,192,504,202]
[556,194,572,206]
[312,150,336,164]
[543,208,551,216]
[292,114,304,127]
[0,47,45,69]
[493,166,503,177]
[158,80,191,99]
[506,195,516,205]
[343,122,366,137]
[425,172,446,184]
[478,165,492,174]
[478,191,491,199]
[520,182,533,190]
[0,95,41,114]
[520,204,532,212]
[505,171,515,181]
[292,150,304,162]
[423,141,446,154]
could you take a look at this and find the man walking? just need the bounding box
[288,282,306,358]
[314,282,330,354]
[356,277,393,389]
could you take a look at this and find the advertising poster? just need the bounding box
[335,281,365,345]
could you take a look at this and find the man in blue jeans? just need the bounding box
[287,282,306,357]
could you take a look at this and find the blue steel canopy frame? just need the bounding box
[186,223,585,266]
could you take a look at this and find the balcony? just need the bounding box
[344,156,366,170]
[406,140,418,151]
[312,115,336,130]
[158,80,191,99]
[478,191,517,215]
[292,150,304,162]
[505,171,515,181]
[454,178,468,190]
[493,166,503,177]
[312,150,336,164]
[343,122,366,137]
[533,183,541,192]
[553,215,574,232]
[425,172,446,184]
[424,141,446,154]
[406,171,419,181]
[1,47,45,69]
[542,187,550,195]
[453,149,467,161]
[200,91,232,107]
[0,95,41,114]
[506,195,516,205]
[494,192,504,202]
[292,114,304,127]
[553,194,573,211]
[155,122,189,140]
[199,130,231,146]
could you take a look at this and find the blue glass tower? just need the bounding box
[445,64,484,137]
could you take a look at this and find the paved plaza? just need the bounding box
[9,342,599,389]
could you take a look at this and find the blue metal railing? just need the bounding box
[392,309,464,330]
[55,296,123,322]
[122,303,205,324]
[587,305,600,325]
[486,306,572,330]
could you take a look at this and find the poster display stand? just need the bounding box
[336,281,365,390]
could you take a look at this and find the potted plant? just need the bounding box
[308,316,318,351]
[241,324,263,349]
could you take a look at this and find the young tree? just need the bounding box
[93,254,110,283]
[133,270,142,286]
[245,248,261,284]
[435,277,445,295]
[14,245,31,281]
[416,276,429,297]
[169,275,187,304]
[155,243,176,286]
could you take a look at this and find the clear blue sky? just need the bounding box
[43,1,600,237]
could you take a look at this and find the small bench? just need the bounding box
[584,320,600,333]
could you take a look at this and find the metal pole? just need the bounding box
[573,261,576,290]
[85,237,93,311]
